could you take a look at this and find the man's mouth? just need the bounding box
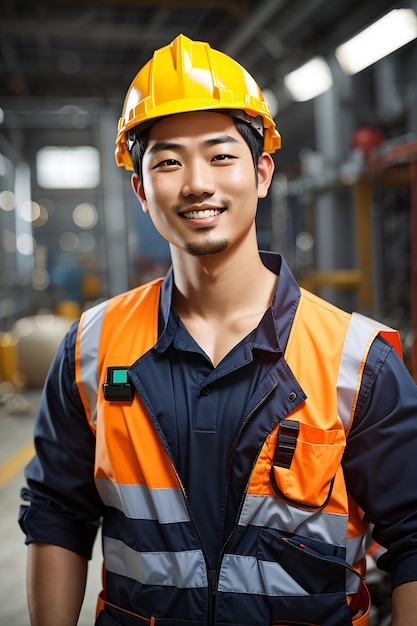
[182,208,224,219]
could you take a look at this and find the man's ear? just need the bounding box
[257,153,275,200]
[131,173,148,213]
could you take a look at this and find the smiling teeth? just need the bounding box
[183,209,222,219]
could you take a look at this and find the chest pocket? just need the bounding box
[269,419,346,510]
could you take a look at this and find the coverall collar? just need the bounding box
[154,252,301,356]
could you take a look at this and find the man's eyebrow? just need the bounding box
[147,134,240,155]
[203,134,240,147]
[147,141,182,155]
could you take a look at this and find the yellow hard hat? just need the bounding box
[115,34,281,170]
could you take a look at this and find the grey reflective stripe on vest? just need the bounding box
[78,300,107,425]
[346,534,366,592]
[104,536,207,588]
[218,552,361,597]
[337,312,382,432]
[239,493,346,544]
[238,494,360,594]
[96,478,191,523]
[218,554,310,596]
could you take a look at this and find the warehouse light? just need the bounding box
[284,57,333,102]
[36,146,100,189]
[336,9,417,75]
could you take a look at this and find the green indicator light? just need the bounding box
[113,369,128,384]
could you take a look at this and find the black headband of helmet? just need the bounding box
[126,110,264,151]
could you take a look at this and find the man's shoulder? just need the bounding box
[111,276,165,305]
[81,276,165,318]
[299,287,351,322]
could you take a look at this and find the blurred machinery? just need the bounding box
[271,130,417,380]
[0,307,78,388]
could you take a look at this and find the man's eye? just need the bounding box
[212,154,235,162]
[154,159,180,169]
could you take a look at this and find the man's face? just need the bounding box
[132,111,273,257]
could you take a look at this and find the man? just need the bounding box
[19,34,417,626]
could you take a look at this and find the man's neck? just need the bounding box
[170,244,278,366]
[172,244,275,318]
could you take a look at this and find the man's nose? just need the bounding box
[181,160,216,196]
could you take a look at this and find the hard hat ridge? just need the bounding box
[115,33,281,170]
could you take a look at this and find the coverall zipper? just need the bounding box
[207,569,217,624]
[207,382,280,623]
[148,376,280,624]
[149,413,216,622]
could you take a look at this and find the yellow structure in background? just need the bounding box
[0,332,19,385]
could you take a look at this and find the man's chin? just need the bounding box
[184,239,229,257]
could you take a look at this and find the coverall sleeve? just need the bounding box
[343,336,417,589]
[18,322,103,559]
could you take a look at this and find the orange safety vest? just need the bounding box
[75,278,402,626]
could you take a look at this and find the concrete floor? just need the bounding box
[0,387,102,626]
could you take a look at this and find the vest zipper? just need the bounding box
[156,431,215,613]
[226,380,279,473]
[166,451,212,559]
[226,381,279,532]
[150,375,280,623]
[199,377,276,624]
[207,569,217,625]
[215,382,280,585]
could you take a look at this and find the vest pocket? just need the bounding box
[270,586,370,626]
[270,595,352,626]
[258,528,356,595]
[269,420,345,509]
[258,528,364,626]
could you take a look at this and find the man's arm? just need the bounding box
[391,581,417,626]
[20,324,102,623]
[27,543,88,626]
[343,340,417,618]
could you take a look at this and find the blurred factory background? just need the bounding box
[1,0,417,388]
[1,2,416,624]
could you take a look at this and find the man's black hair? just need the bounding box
[130,115,264,182]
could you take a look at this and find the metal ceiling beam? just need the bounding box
[222,0,288,57]
[37,0,251,20]
[0,20,175,44]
